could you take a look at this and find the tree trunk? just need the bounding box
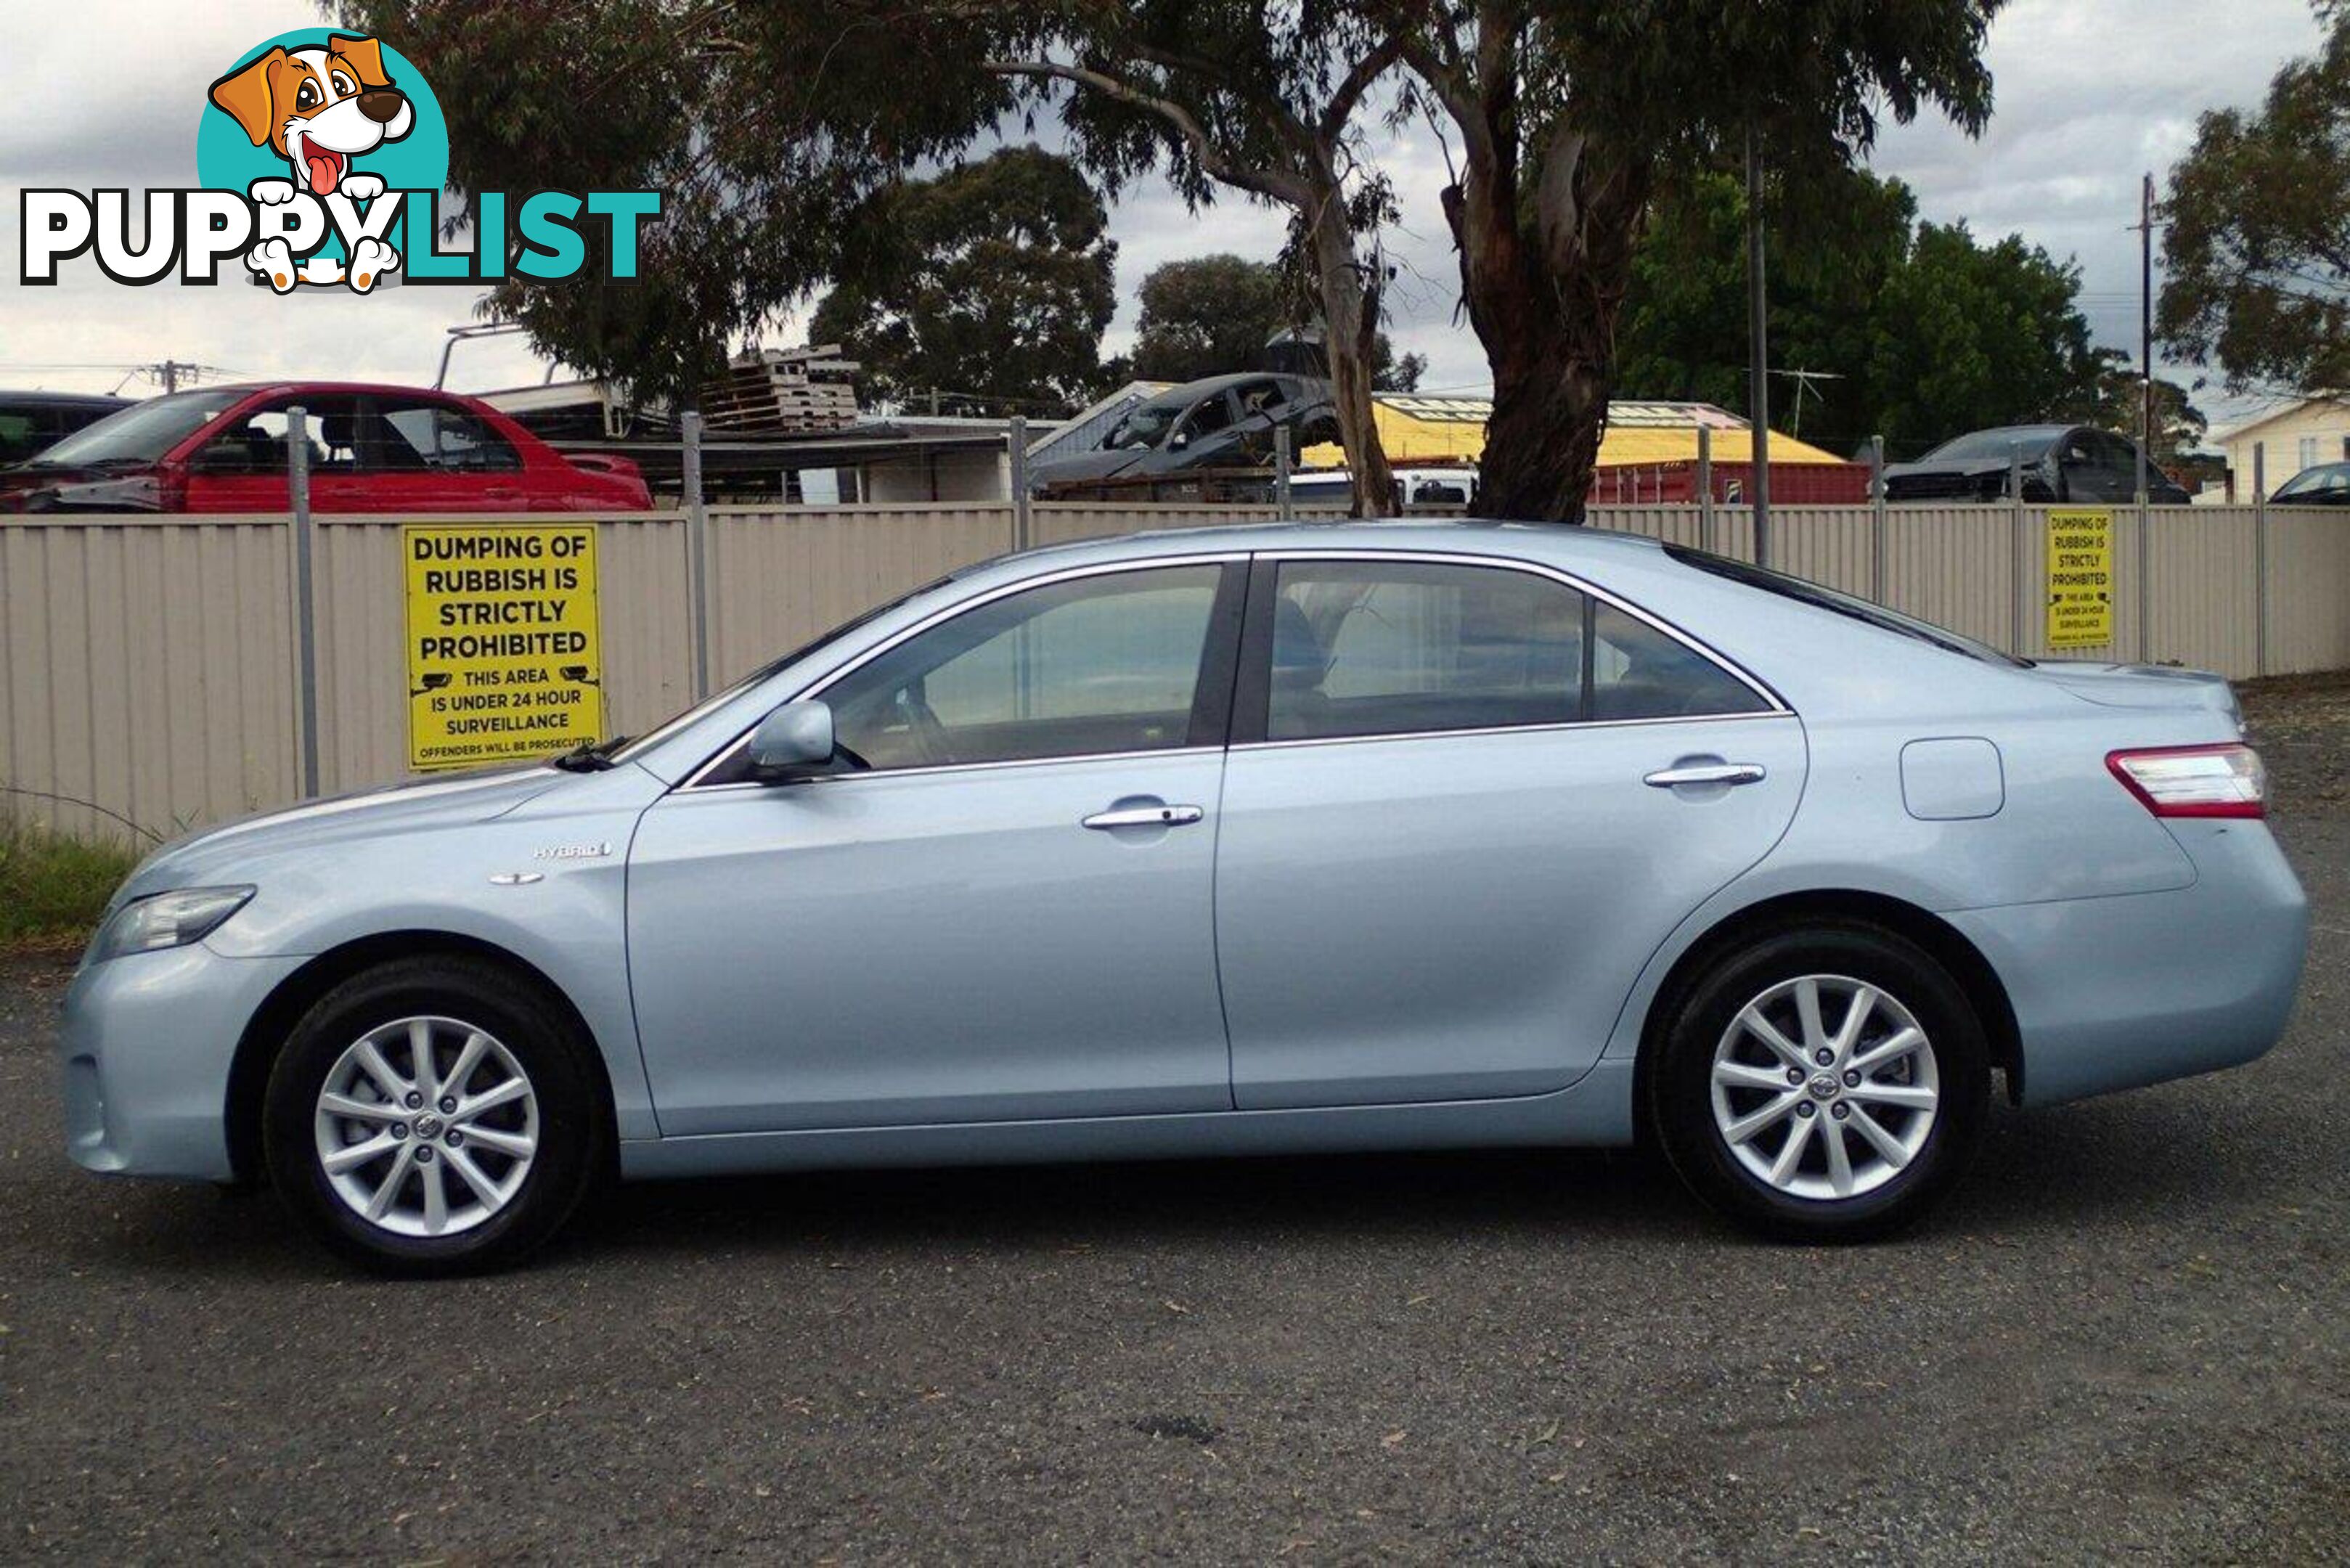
[1441,128,1647,523]
[1305,189,1398,517]
[1480,308,1610,523]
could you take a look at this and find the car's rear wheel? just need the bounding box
[1649,924,1989,1242]
[263,957,604,1275]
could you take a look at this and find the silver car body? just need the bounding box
[59,523,2309,1185]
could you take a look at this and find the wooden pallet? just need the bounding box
[701,345,862,433]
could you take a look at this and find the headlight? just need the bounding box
[89,886,254,963]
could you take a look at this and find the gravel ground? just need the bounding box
[1,679,2346,1562]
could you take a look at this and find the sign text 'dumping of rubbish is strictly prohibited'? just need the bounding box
[404,523,603,772]
[2045,507,2115,650]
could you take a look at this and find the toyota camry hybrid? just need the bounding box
[58,523,2308,1273]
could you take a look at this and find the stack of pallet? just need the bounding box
[700,345,861,433]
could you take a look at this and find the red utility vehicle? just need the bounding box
[0,383,650,513]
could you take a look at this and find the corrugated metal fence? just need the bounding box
[3,499,2341,842]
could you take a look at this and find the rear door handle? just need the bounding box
[1082,804,1204,830]
[1644,762,1768,788]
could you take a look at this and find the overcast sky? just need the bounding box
[0,0,2327,433]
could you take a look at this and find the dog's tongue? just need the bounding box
[305,149,341,195]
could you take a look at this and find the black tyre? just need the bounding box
[1647,923,1990,1243]
[263,957,607,1275]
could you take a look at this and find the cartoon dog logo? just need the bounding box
[207,34,412,293]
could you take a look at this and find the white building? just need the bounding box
[2214,396,2350,499]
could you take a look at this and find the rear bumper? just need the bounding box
[56,944,305,1181]
[1949,820,2309,1107]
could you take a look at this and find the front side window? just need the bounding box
[1265,561,1585,741]
[191,396,360,474]
[820,564,1228,771]
[1176,393,1236,445]
[2091,433,2139,473]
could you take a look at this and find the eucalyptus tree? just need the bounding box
[2161,3,2350,396]
[1376,0,2004,518]
[811,147,1119,417]
[334,0,1011,410]
[985,3,1412,513]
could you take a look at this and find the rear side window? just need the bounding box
[1590,602,1769,721]
[376,399,523,472]
[1259,559,1771,742]
[1265,561,1584,741]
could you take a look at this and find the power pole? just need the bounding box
[2137,172,2153,502]
[1746,128,1772,566]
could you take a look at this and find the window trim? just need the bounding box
[679,552,1252,791]
[1228,549,1788,750]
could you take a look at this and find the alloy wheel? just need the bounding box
[1708,974,1940,1202]
[311,1016,539,1238]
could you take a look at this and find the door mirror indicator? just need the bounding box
[746,700,836,780]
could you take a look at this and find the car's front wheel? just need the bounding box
[1649,923,1990,1242]
[262,957,605,1275]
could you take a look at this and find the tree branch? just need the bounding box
[983,57,1315,208]
[1321,36,1408,144]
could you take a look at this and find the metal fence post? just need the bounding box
[1869,434,1887,605]
[286,404,320,799]
[1697,425,1715,554]
[2254,441,2269,677]
[1008,416,1032,550]
[681,408,711,701]
[1274,424,1294,520]
[2010,443,2026,656]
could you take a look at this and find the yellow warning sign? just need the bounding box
[2046,507,2114,650]
[404,523,604,772]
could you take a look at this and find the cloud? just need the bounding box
[0,0,2329,424]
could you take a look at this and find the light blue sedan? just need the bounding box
[58,523,2308,1272]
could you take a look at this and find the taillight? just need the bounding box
[2106,743,2266,819]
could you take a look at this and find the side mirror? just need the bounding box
[746,700,836,780]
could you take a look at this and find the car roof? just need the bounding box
[1140,372,1322,402]
[146,381,493,401]
[1954,423,2073,443]
[968,517,1671,579]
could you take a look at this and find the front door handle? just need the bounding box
[1644,762,1768,788]
[1082,804,1204,830]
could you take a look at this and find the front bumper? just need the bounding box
[1950,818,2309,1107]
[57,944,306,1180]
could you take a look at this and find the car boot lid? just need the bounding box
[2031,658,2240,719]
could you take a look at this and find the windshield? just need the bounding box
[1920,428,2062,463]
[1665,545,2031,667]
[28,389,244,467]
[1103,395,1188,452]
[610,576,950,765]
[2277,464,2350,499]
